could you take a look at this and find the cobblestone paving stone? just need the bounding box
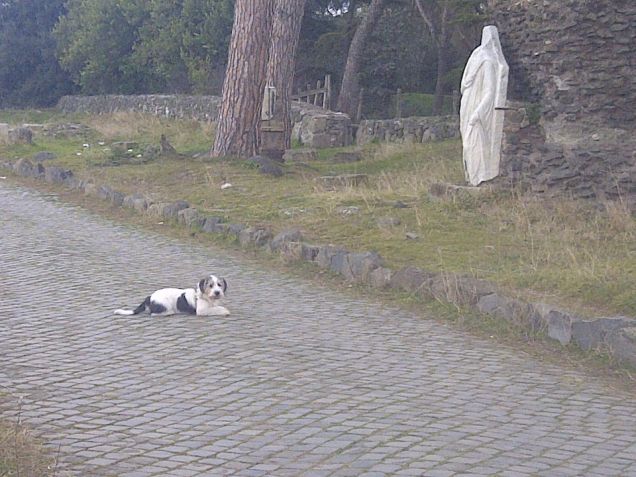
[1,182,636,477]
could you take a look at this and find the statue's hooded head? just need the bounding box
[481,26,500,50]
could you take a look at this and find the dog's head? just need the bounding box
[198,274,227,300]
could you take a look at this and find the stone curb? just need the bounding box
[3,158,635,368]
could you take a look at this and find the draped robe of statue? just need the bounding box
[460,26,509,186]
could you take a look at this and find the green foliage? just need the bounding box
[396,93,454,117]
[54,0,234,95]
[54,0,149,93]
[0,0,75,107]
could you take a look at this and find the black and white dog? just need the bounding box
[114,274,230,317]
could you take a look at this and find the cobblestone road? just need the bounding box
[1,181,636,477]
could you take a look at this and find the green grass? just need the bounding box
[2,111,634,317]
[397,92,455,117]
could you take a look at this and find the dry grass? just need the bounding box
[1,111,634,317]
[0,400,56,477]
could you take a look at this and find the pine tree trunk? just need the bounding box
[336,0,386,118]
[211,0,275,158]
[266,0,306,149]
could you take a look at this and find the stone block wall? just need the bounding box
[489,0,635,128]
[57,95,352,148]
[58,94,223,122]
[500,102,634,207]
[356,116,460,146]
[488,0,636,209]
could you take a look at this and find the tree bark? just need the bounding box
[336,0,386,119]
[211,0,275,158]
[266,0,306,149]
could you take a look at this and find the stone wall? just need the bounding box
[488,0,636,209]
[356,116,460,146]
[57,95,352,148]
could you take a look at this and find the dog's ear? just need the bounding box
[222,278,228,293]
[198,279,206,293]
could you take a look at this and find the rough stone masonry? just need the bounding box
[487,0,636,210]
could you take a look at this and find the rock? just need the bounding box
[247,155,284,177]
[85,184,114,201]
[392,200,409,209]
[571,316,636,351]
[368,267,393,288]
[377,216,401,228]
[282,149,317,162]
[44,166,72,184]
[202,216,225,233]
[332,151,363,163]
[147,200,189,219]
[227,223,247,239]
[9,127,33,145]
[110,190,125,207]
[99,185,115,201]
[259,162,283,177]
[606,327,636,368]
[438,276,497,308]
[429,182,491,199]
[476,293,542,330]
[123,193,144,209]
[177,208,205,228]
[345,251,384,282]
[295,111,353,148]
[64,176,84,191]
[317,174,368,189]
[337,206,360,216]
[534,304,579,345]
[14,158,42,177]
[33,151,57,162]
[390,267,435,296]
[239,226,273,247]
[270,229,304,252]
[83,183,98,197]
[316,245,348,270]
[405,232,419,240]
[300,243,321,262]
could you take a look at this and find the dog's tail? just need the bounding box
[114,296,151,316]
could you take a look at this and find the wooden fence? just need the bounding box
[292,74,332,110]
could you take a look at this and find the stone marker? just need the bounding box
[317,174,368,189]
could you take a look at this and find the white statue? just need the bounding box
[460,26,509,186]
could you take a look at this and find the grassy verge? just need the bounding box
[0,397,55,477]
[2,110,632,317]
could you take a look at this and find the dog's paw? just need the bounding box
[214,306,230,317]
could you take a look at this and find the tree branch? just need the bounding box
[413,0,439,47]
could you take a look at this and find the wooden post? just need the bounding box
[314,79,321,105]
[356,87,364,123]
[396,88,402,119]
[324,74,331,110]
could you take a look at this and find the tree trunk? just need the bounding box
[266,0,306,149]
[433,39,449,115]
[415,0,451,116]
[336,0,386,118]
[211,0,275,158]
